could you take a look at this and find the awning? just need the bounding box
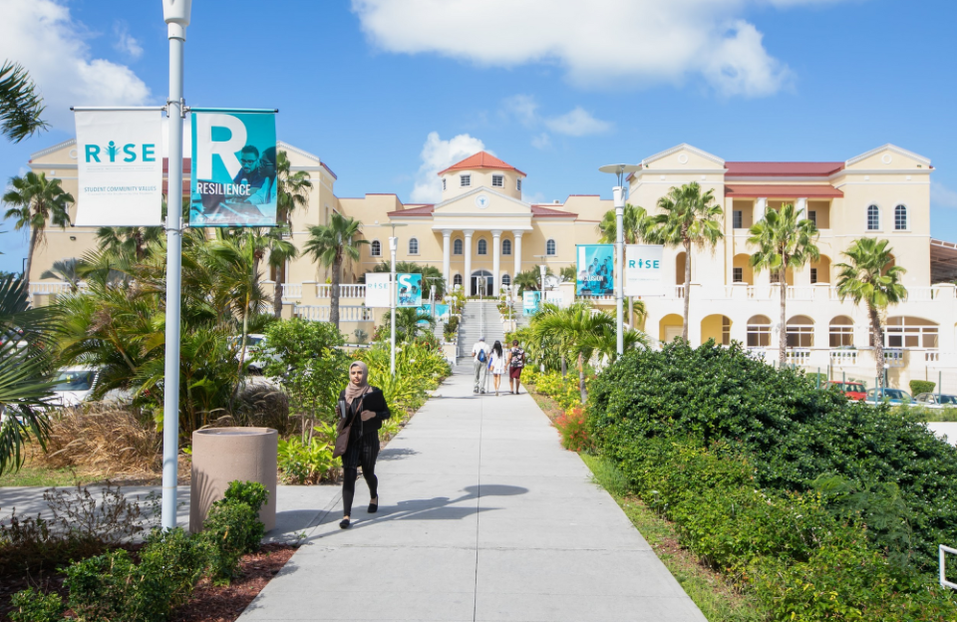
[931,238,957,283]
[725,184,843,199]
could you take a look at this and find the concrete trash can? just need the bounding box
[189,427,278,533]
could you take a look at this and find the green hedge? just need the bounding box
[587,342,957,619]
[910,380,936,396]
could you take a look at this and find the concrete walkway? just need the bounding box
[239,366,706,622]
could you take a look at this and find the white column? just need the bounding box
[795,197,808,217]
[441,229,452,289]
[463,230,474,296]
[512,231,523,280]
[753,198,770,287]
[491,230,502,296]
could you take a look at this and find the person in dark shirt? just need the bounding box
[233,145,266,189]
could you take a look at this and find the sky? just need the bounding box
[1,0,956,273]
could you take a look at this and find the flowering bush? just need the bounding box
[531,371,583,411]
[555,407,590,452]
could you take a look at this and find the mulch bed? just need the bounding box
[0,543,297,622]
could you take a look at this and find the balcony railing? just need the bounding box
[315,284,366,299]
[885,348,905,367]
[294,305,373,322]
[785,348,812,365]
[830,349,858,367]
[28,282,88,295]
[282,283,302,300]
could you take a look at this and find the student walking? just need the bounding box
[471,336,489,394]
[334,361,391,529]
[488,340,506,396]
[506,339,526,394]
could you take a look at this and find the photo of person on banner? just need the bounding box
[576,244,614,297]
[189,109,278,228]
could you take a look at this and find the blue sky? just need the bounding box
[2,0,956,274]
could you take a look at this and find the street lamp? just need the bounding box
[382,223,407,376]
[599,164,640,356]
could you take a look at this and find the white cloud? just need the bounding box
[932,181,957,209]
[0,0,150,129]
[544,107,612,136]
[410,132,488,203]
[352,0,856,96]
[113,22,143,59]
[531,133,552,150]
[503,95,539,127]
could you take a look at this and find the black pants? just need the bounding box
[342,438,379,516]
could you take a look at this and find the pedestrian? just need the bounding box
[471,336,489,394]
[506,339,526,394]
[335,361,391,529]
[489,340,506,396]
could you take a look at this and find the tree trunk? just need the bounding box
[561,356,567,378]
[578,352,587,404]
[330,255,341,329]
[779,269,787,368]
[682,239,691,341]
[870,305,884,384]
[25,228,39,286]
[272,263,284,318]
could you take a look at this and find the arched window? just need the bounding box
[546,239,557,256]
[477,239,488,255]
[453,274,463,286]
[829,316,854,348]
[370,240,381,257]
[453,239,463,255]
[894,205,908,230]
[747,315,771,348]
[786,315,814,348]
[501,274,511,287]
[408,237,419,255]
[502,239,512,255]
[867,205,880,231]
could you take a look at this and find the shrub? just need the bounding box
[555,407,591,452]
[910,380,936,396]
[199,480,269,580]
[8,588,64,622]
[277,435,338,484]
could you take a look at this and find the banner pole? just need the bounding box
[161,0,190,531]
[614,186,624,356]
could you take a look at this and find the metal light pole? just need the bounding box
[599,164,640,357]
[161,0,191,531]
[385,223,406,376]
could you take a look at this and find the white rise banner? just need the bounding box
[74,110,164,226]
[365,273,391,308]
[624,244,665,297]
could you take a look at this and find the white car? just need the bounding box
[50,367,100,407]
[230,334,273,373]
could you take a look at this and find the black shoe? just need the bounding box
[339,518,350,529]
[368,499,378,513]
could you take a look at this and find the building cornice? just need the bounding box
[30,138,76,161]
[845,143,931,168]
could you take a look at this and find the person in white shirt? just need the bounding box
[471,337,489,394]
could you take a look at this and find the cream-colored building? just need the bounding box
[21,140,957,389]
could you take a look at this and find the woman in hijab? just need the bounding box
[335,361,391,529]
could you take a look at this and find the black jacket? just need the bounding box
[339,386,391,436]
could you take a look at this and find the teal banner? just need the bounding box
[576,244,614,297]
[397,273,423,307]
[523,290,541,316]
[189,109,277,227]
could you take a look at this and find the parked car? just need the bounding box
[913,392,957,409]
[50,367,100,407]
[864,388,913,406]
[230,334,274,373]
[823,381,867,401]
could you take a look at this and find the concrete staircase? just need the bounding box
[455,300,505,372]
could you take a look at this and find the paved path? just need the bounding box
[239,366,706,622]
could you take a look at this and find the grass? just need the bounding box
[528,385,769,621]
[0,450,81,487]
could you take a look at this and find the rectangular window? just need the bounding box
[733,267,743,283]
[442,179,446,190]
[733,210,743,229]
[517,179,522,192]
[810,268,818,284]
[460,175,471,187]
[808,211,817,226]
[492,175,504,187]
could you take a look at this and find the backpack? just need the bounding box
[477,347,487,363]
[510,347,525,368]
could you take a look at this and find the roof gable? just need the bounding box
[641,143,725,168]
[438,151,526,177]
[845,144,932,170]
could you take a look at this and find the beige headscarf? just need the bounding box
[345,361,371,405]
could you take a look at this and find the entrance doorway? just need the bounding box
[471,270,493,296]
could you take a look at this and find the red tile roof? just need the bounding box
[531,205,577,218]
[726,162,844,177]
[387,204,435,217]
[438,151,526,177]
[725,184,843,199]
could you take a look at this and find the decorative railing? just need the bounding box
[28,282,87,295]
[830,349,858,366]
[294,305,373,322]
[785,348,812,365]
[281,283,302,300]
[885,348,905,367]
[315,284,366,299]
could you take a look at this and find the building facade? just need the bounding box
[20,139,957,389]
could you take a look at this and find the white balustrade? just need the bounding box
[28,282,88,295]
[785,348,812,365]
[786,286,814,301]
[884,348,905,367]
[294,305,373,322]
[674,285,685,299]
[830,349,858,366]
[314,284,367,299]
[909,287,936,301]
[282,283,302,300]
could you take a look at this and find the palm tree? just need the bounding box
[3,172,74,287]
[598,203,650,328]
[647,182,723,341]
[96,226,163,264]
[513,266,553,293]
[40,258,84,293]
[0,275,57,475]
[0,61,47,143]
[372,261,446,299]
[272,151,313,318]
[385,307,436,342]
[747,203,820,366]
[835,238,907,381]
[304,212,367,330]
